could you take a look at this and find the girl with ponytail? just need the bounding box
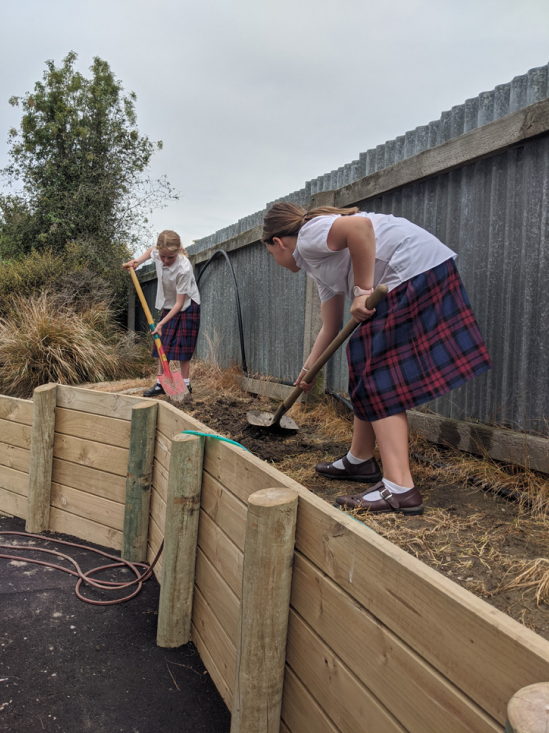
[263,202,491,515]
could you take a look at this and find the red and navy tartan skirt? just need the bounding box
[152,301,201,361]
[347,258,492,422]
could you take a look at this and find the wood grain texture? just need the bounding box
[290,553,499,733]
[192,586,236,697]
[201,471,247,550]
[202,437,549,725]
[192,621,233,708]
[0,465,29,496]
[0,486,28,519]
[0,418,32,450]
[0,395,33,425]
[56,385,143,420]
[52,457,126,503]
[53,433,128,476]
[231,488,298,733]
[122,402,158,562]
[0,444,30,474]
[55,408,131,449]
[286,609,406,733]
[281,666,340,733]
[197,508,243,598]
[195,547,239,647]
[49,506,122,550]
[505,683,549,733]
[157,434,204,648]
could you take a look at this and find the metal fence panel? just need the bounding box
[194,242,306,382]
[142,63,549,435]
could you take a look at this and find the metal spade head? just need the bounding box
[246,410,299,432]
[159,370,188,402]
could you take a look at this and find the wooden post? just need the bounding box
[122,401,158,562]
[231,487,298,733]
[506,682,549,733]
[26,383,57,533]
[157,433,204,648]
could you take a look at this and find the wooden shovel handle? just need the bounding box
[273,284,389,421]
[128,267,170,374]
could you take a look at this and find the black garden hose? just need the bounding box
[195,250,248,375]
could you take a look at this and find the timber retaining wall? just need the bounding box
[1,385,549,732]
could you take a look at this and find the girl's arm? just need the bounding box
[151,294,186,336]
[327,216,376,321]
[122,246,154,270]
[294,295,345,392]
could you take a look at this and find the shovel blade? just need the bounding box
[159,371,188,400]
[246,410,299,432]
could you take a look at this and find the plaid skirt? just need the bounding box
[347,258,492,422]
[152,301,200,361]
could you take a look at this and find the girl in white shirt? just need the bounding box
[123,230,201,397]
[263,203,491,515]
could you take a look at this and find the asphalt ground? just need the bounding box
[0,515,230,733]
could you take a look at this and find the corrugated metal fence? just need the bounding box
[133,64,549,436]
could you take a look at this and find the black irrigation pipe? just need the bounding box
[193,258,538,510]
[196,249,248,376]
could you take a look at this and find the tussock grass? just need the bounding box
[0,293,151,397]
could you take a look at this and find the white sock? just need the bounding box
[363,478,413,502]
[332,451,369,470]
[183,378,190,385]
[156,377,162,384]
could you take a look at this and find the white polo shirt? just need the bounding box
[293,212,457,301]
[152,250,201,312]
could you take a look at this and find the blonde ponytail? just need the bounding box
[156,230,188,257]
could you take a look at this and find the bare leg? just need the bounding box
[371,412,414,488]
[349,416,376,460]
[156,358,163,376]
[179,360,190,380]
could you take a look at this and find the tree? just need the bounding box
[0,52,176,269]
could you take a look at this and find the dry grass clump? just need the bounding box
[289,395,354,444]
[0,293,150,397]
[498,558,549,606]
[409,432,549,516]
[190,360,243,394]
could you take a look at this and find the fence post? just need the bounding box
[505,682,549,732]
[26,383,57,534]
[231,487,298,733]
[157,433,204,648]
[122,401,158,562]
[127,282,136,332]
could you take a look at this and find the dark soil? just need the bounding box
[179,389,549,641]
[0,516,230,733]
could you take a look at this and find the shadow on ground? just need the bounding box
[0,515,230,733]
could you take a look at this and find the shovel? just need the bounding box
[247,284,388,432]
[128,267,188,402]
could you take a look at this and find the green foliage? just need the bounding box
[0,291,153,398]
[0,247,115,318]
[0,51,176,267]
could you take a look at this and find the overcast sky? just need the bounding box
[1,0,548,252]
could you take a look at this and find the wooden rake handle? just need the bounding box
[273,284,389,422]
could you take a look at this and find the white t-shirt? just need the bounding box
[152,250,201,311]
[293,212,457,302]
